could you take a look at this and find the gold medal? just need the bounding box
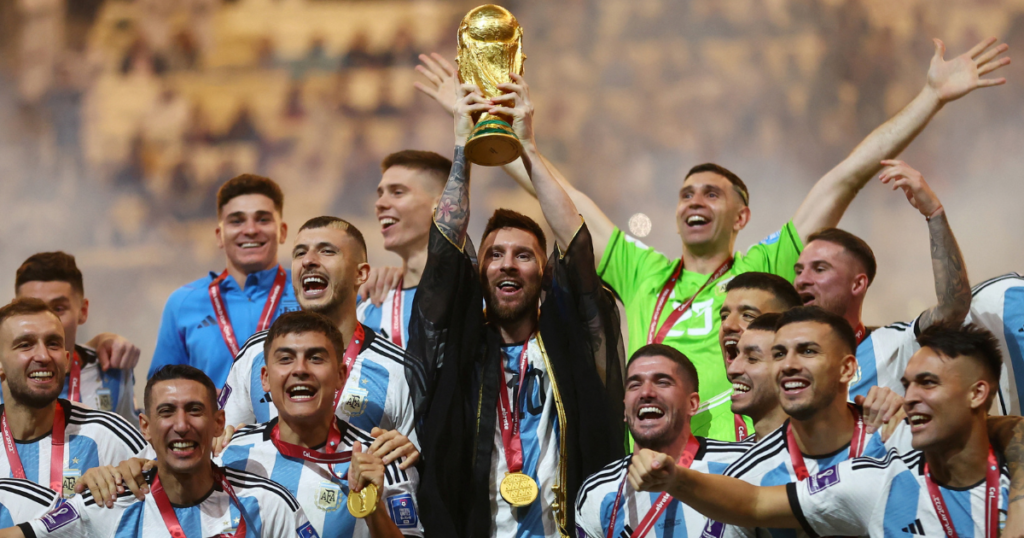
[499,472,538,507]
[347,483,378,518]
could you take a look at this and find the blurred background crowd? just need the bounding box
[1,0,1023,402]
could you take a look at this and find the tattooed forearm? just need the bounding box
[1000,419,1024,506]
[918,211,971,329]
[434,146,471,250]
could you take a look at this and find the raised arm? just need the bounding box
[792,37,1010,241]
[986,416,1024,538]
[433,83,491,250]
[877,160,970,330]
[415,53,616,259]
[627,448,798,528]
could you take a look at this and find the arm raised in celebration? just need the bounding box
[792,37,1010,242]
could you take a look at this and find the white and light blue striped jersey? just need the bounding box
[575,437,755,538]
[217,417,423,537]
[849,320,921,401]
[966,272,1024,416]
[219,324,417,448]
[0,400,148,493]
[490,337,560,538]
[789,449,1008,537]
[0,479,59,527]
[720,418,914,538]
[356,287,416,350]
[20,466,317,538]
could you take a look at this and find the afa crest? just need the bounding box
[341,388,369,417]
[316,482,342,512]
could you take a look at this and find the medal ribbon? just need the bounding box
[390,279,404,347]
[270,422,351,478]
[787,404,865,480]
[607,434,701,538]
[152,468,247,538]
[734,414,748,441]
[925,446,999,538]
[333,324,365,409]
[496,339,532,474]
[853,324,867,346]
[1,401,65,494]
[647,259,733,345]
[68,350,81,403]
[208,266,287,357]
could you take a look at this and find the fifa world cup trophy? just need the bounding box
[457,5,526,166]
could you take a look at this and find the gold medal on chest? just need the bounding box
[499,472,538,507]
[347,483,378,518]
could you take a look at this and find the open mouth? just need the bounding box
[636,405,665,422]
[780,378,810,394]
[722,336,739,361]
[685,215,711,228]
[239,241,266,250]
[286,384,318,402]
[732,382,751,396]
[909,413,932,430]
[28,370,55,382]
[379,217,398,231]
[301,274,329,298]
[496,279,523,296]
[799,293,815,305]
[168,440,199,457]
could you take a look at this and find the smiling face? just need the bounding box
[728,328,778,419]
[16,281,87,352]
[719,287,785,365]
[261,331,346,428]
[793,240,866,316]
[478,227,545,324]
[291,227,369,318]
[140,379,223,476]
[0,312,67,409]
[216,194,288,275]
[625,355,700,451]
[771,321,856,421]
[675,172,749,252]
[375,166,442,257]
[901,347,990,452]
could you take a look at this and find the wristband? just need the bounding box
[925,205,945,222]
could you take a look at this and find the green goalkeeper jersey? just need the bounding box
[598,222,803,440]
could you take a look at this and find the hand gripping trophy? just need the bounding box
[457,4,526,166]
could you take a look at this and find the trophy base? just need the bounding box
[465,119,522,166]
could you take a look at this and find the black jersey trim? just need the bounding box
[723,428,787,478]
[971,273,1024,296]
[235,331,270,362]
[222,467,301,512]
[786,482,820,538]
[0,480,56,507]
[68,405,147,452]
[577,456,629,506]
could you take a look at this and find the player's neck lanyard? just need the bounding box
[152,467,247,538]
[607,434,701,538]
[925,446,999,538]
[787,404,865,480]
[1,401,66,494]
[390,278,404,347]
[496,337,532,474]
[647,259,733,345]
[333,324,365,409]
[208,265,287,357]
[271,421,351,479]
[734,414,748,441]
[853,323,866,346]
[68,350,81,403]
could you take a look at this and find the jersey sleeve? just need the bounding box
[734,221,804,280]
[259,490,317,538]
[596,227,673,305]
[221,349,257,426]
[381,464,424,537]
[573,489,606,538]
[388,379,420,451]
[23,494,125,538]
[149,289,191,377]
[786,458,885,537]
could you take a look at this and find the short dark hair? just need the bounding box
[298,216,367,261]
[264,310,346,361]
[747,312,783,333]
[144,365,218,414]
[725,272,802,310]
[685,163,749,206]
[806,228,877,285]
[775,306,857,356]
[381,150,452,190]
[216,174,284,217]
[916,322,1002,387]
[0,298,61,333]
[16,252,84,296]
[482,209,547,254]
[629,344,699,393]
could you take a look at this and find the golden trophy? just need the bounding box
[457,5,526,166]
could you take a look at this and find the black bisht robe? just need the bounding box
[407,221,625,537]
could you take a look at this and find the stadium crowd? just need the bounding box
[2,0,1024,537]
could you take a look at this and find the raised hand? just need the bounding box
[627,448,677,493]
[927,37,1010,103]
[878,160,942,218]
[854,385,904,436]
[348,441,386,493]
[368,427,420,470]
[357,266,403,308]
[489,73,536,148]
[454,83,491,145]
[414,52,459,115]
[89,333,142,371]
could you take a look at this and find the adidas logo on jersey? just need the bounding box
[196,315,217,329]
[901,519,925,535]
